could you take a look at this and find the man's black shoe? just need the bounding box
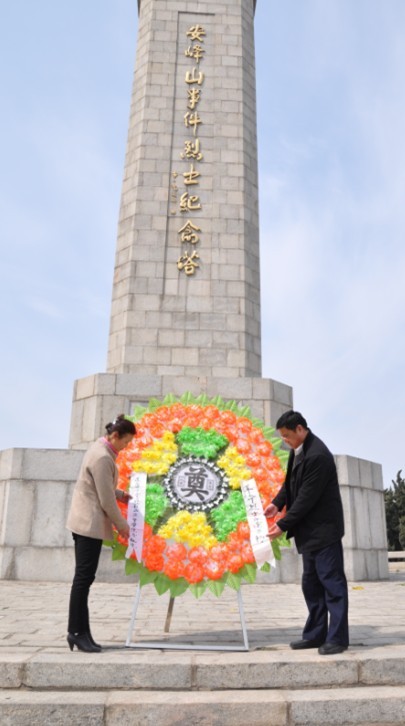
[290,639,324,650]
[318,642,348,655]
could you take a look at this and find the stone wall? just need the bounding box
[337,455,389,580]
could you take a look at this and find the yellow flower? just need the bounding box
[217,447,251,489]
[158,511,218,548]
[132,433,178,476]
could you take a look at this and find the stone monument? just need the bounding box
[0,0,388,582]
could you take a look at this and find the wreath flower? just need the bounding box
[108,393,289,598]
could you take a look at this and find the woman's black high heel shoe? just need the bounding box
[67,633,101,653]
[86,631,102,649]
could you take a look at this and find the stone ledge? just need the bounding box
[335,455,384,491]
[2,646,405,691]
[1,686,405,726]
[71,372,293,404]
[0,691,105,726]
[0,448,83,481]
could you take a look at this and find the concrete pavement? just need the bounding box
[1,573,405,725]
[1,574,405,652]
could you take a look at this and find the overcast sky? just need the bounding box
[1,1,404,488]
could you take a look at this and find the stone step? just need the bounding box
[1,686,405,725]
[1,646,405,691]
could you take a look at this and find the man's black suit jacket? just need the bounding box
[272,430,345,553]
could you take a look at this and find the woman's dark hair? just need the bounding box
[276,410,308,431]
[105,415,136,437]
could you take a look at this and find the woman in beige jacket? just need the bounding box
[66,415,136,652]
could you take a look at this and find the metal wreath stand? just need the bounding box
[125,584,250,652]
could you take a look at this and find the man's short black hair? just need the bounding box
[276,410,308,431]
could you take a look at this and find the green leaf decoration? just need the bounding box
[271,538,282,560]
[207,579,227,597]
[278,531,291,548]
[240,563,257,584]
[210,394,224,408]
[251,418,265,429]
[260,562,271,572]
[180,391,195,405]
[148,397,162,411]
[163,393,177,405]
[169,578,190,597]
[225,572,242,591]
[154,574,172,596]
[195,392,209,405]
[112,543,127,561]
[238,404,251,417]
[125,558,142,575]
[133,405,147,421]
[189,581,208,598]
[139,568,159,587]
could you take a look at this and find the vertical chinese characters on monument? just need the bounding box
[176,24,207,277]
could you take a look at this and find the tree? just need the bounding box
[384,470,405,550]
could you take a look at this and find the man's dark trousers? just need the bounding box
[301,540,349,646]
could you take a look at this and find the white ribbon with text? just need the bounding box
[125,472,147,561]
[241,478,276,568]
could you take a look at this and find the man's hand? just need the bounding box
[264,503,278,518]
[118,523,130,538]
[267,522,283,541]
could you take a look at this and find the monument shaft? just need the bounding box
[107,0,261,378]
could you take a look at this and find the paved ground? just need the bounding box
[0,571,404,654]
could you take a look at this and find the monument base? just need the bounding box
[0,373,389,582]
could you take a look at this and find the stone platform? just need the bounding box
[1,576,405,724]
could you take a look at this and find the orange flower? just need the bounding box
[163,559,185,579]
[184,563,205,583]
[227,554,244,574]
[204,559,225,580]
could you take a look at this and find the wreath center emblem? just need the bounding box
[164,456,229,512]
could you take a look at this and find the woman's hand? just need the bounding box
[115,489,132,504]
[118,523,130,538]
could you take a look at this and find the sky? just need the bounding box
[1,0,404,488]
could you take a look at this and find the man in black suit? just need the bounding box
[265,410,349,655]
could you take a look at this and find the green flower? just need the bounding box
[144,482,169,527]
[176,426,228,459]
[210,491,247,541]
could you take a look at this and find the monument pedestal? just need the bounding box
[68,373,293,449]
[0,374,388,583]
